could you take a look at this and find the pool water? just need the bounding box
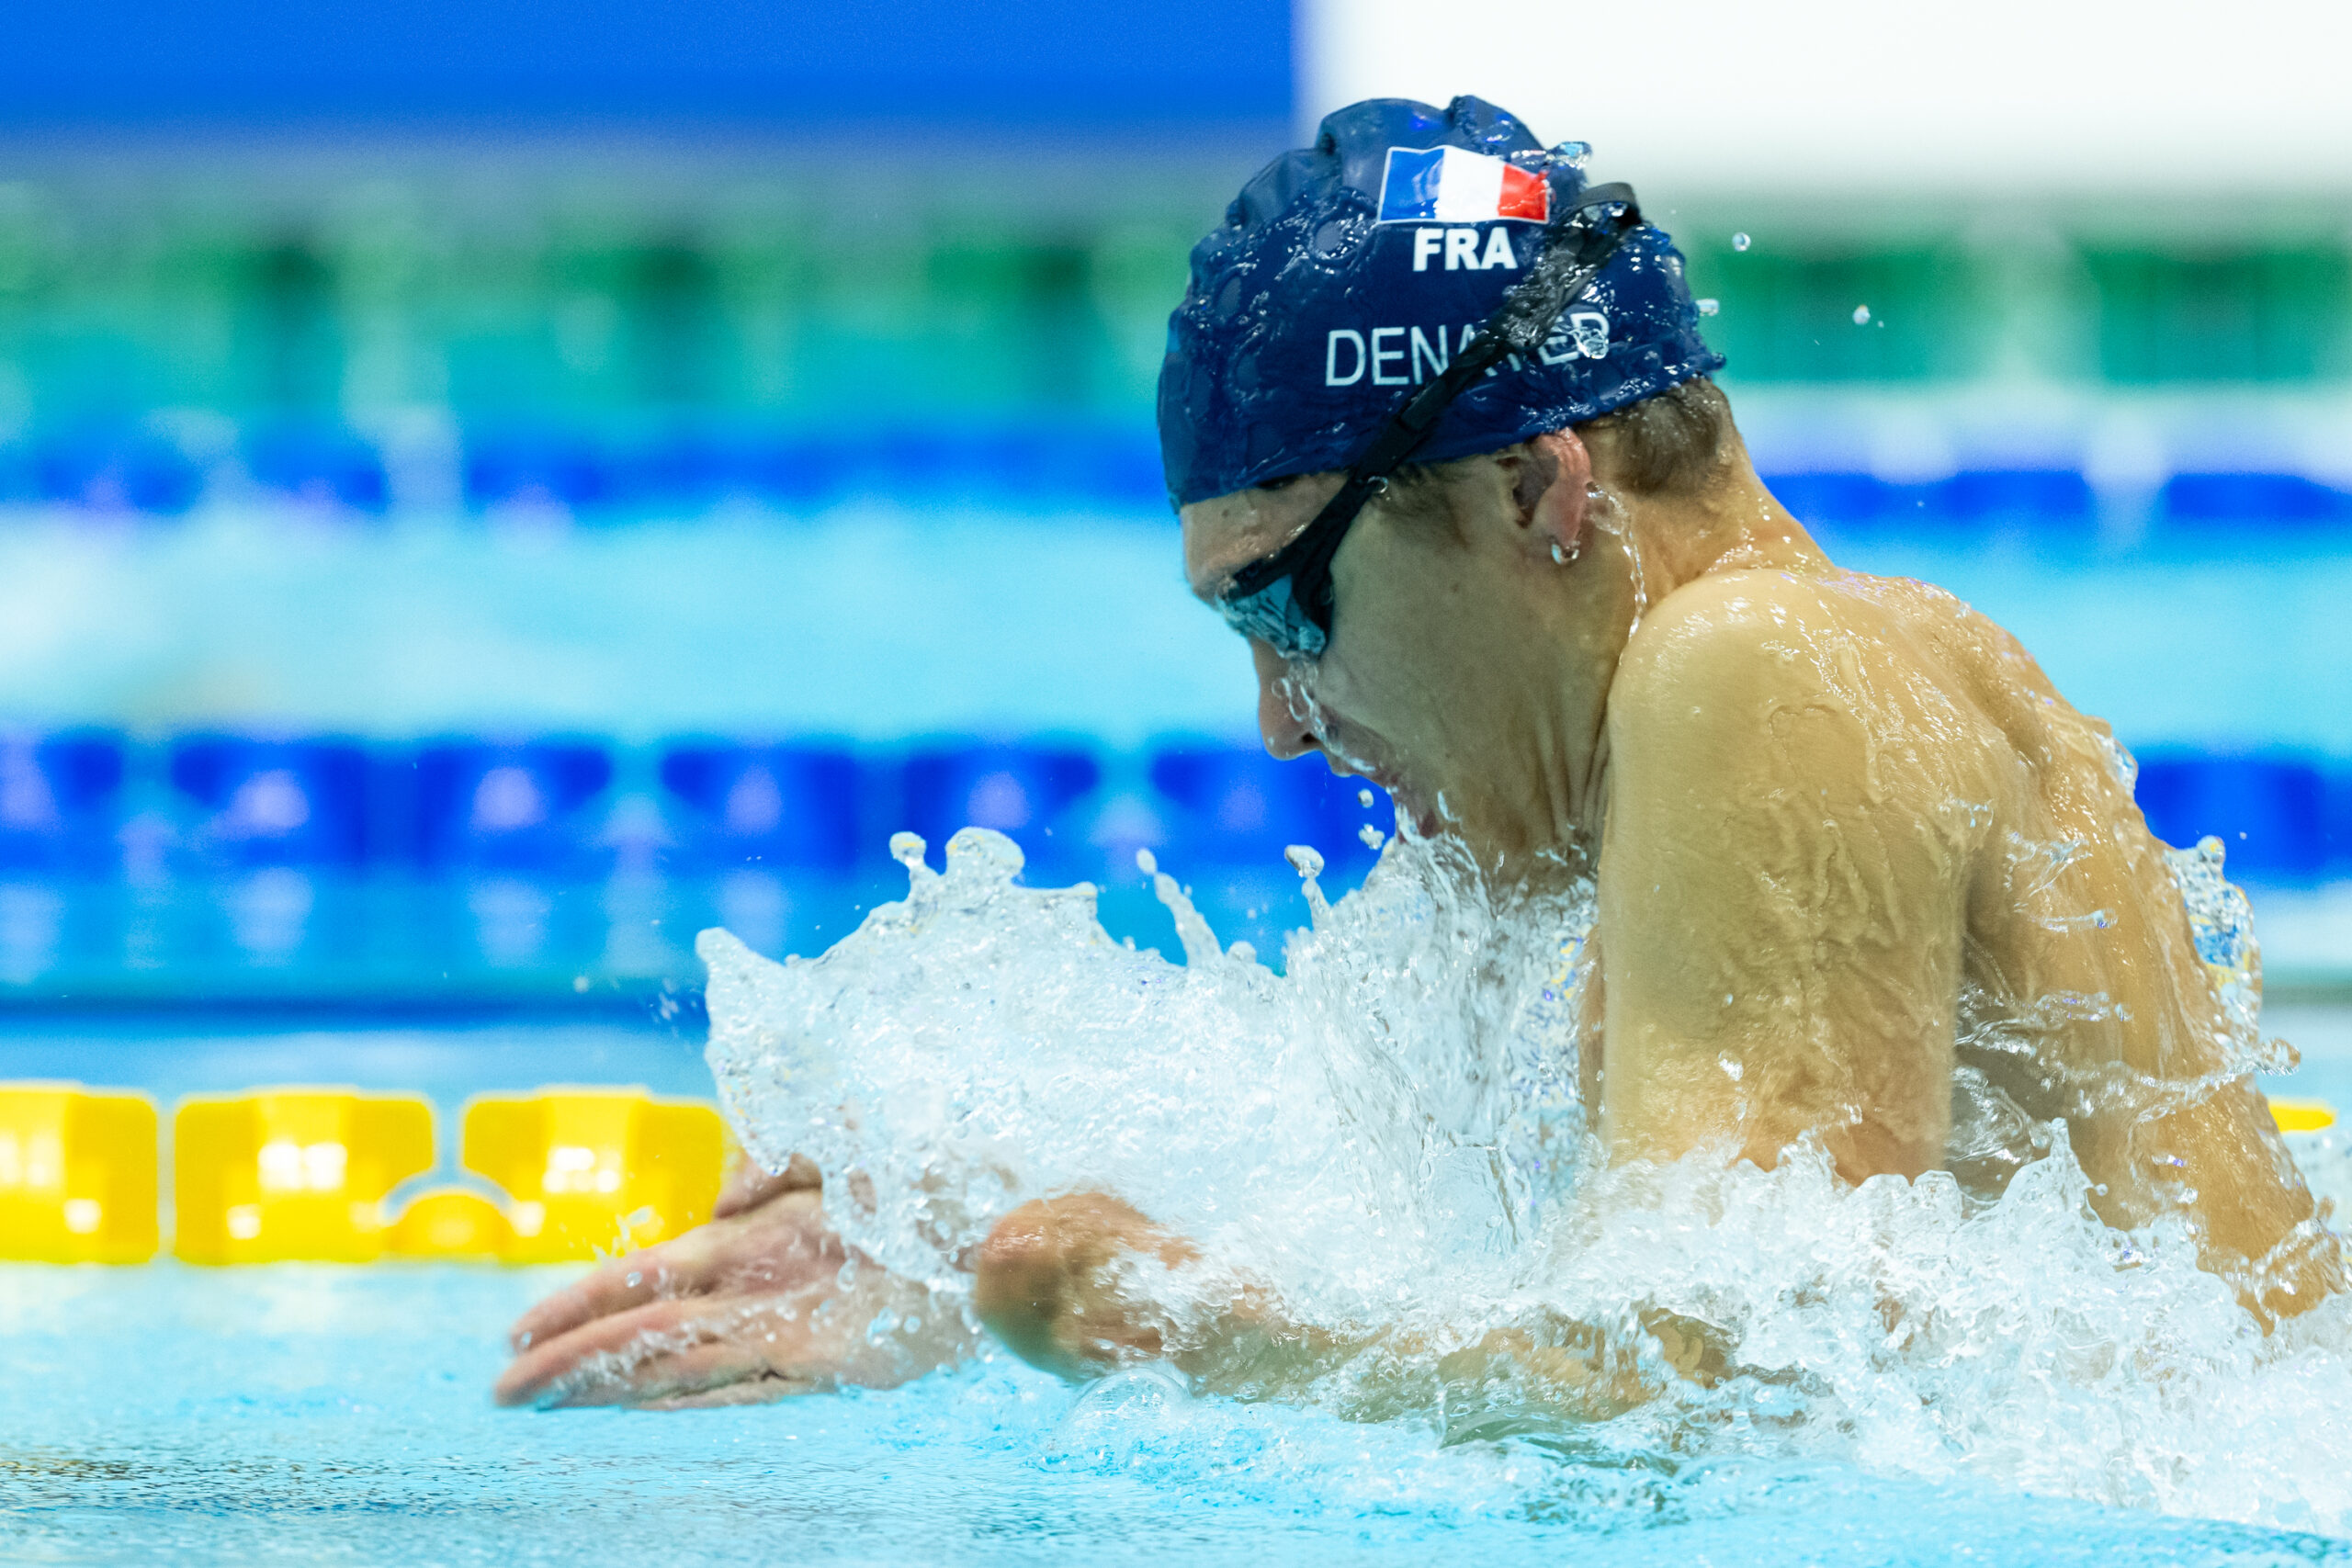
[3,1262,2347,1567]
[8,1004,2352,1566]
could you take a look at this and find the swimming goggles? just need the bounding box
[1214,182,1643,662]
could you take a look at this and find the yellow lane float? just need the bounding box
[174,1089,435,1264]
[2270,1098,2337,1134]
[462,1088,725,1262]
[1,1082,2336,1266]
[0,1083,159,1263]
[385,1188,515,1259]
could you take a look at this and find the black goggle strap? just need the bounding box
[1223,182,1644,630]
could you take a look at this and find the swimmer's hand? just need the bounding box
[495,1168,973,1410]
[712,1146,820,1219]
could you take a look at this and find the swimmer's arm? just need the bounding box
[1598,581,1969,1179]
[973,1193,1319,1387]
[974,1195,1718,1418]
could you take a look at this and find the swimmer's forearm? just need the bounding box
[970,1196,1708,1420]
[973,1192,1208,1378]
[971,1192,1351,1395]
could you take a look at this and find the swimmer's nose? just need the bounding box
[1251,640,1319,761]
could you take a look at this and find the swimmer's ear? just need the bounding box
[1498,429,1593,565]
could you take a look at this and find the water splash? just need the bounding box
[2170,835,2269,1050]
[706,826,1586,1311]
[703,828,2352,1533]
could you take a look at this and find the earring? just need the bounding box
[1550,539,1571,566]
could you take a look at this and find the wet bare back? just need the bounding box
[1594,563,2335,1315]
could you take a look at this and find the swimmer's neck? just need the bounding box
[1470,448,1822,881]
[1616,456,1824,591]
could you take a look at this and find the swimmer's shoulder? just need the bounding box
[1612,567,1871,715]
[1627,566,2065,705]
[1605,569,1878,787]
[1610,567,2012,783]
[1707,567,2119,805]
[1832,568,2099,749]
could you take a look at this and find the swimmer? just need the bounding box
[496,96,2338,1412]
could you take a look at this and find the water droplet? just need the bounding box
[1283,844,1325,878]
[1731,231,1750,251]
[1357,788,1374,808]
[1135,847,1158,876]
[624,1270,642,1289]
[1697,298,1720,317]
[1852,304,1871,325]
[1358,824,1386,852]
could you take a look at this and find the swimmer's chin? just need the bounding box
[1376,779,1442,840]
[1334,758,1437,838]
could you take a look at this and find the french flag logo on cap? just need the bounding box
[1376,146,1550,224]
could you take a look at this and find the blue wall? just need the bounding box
[0,0,1292,129]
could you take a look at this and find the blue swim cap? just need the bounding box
[1159,96,1725,508]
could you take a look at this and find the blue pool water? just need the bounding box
[3,505,2348,756]
[7,1015,2352,1563]
[2,504,2349,1010]
[5,1262,2348,1566]
[4,492,2352,1560]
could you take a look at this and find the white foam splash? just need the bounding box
[702,827,2352,1534]
[704,827,1586,1314]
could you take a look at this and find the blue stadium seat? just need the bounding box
[1940,468,2094,525]
[10,431,205,513]
[958,427,1166,509]
[169,737,372,869]
[2324,767,2352,875]
[462,433,618,511]
[1762,472,1894,529]
[659,745,863,873]
[2160,473,2352,527]
[412,741,616,874]
[899,745,1101,873]
[0,732,127,874]
[744,438,854,508]
[1045,786,1175,887]
[2134,754,2329,880]
[245,426,389,512]
[625,436,742,513]
[1047,429,1164,510]
[1148,745,1394,878]
[112,435,209,513]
